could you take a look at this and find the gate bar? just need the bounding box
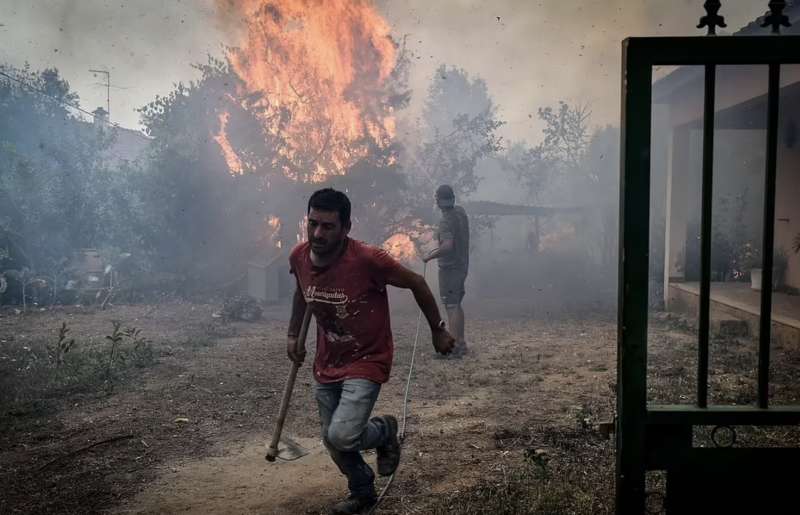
[758,63,781,409]
[697,64,716,408]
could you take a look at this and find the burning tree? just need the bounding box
[509,101,618,270]
[219,0,407,182]
[135,0,417,286]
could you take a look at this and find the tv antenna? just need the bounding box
[89,69,110,120]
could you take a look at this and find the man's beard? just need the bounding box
[311,237,342,256]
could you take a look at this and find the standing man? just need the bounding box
[287,188,455,515]
[423,184,469,358]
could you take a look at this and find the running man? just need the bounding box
[286,188,455,515]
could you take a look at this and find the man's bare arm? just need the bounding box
[385,265,441,330]
[423,238,454,263]
[288,283,307,336]
[286,282,307,364]
[385,265,455,354]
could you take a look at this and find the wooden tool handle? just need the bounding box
[266,306,313,460]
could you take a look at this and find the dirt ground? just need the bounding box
[2,294,798,514]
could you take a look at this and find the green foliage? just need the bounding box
[538,101,591,170]
[411,65,505,204]
[135,50,414,276]
[104,321,151,391]
[0,322,155,420]
[0,46,417,296]
[523,104,619,270]
[48,321,75,366]
[0,64,146,302]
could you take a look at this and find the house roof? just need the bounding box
[106,125,151,163]
[463,200,589,217]
[77,117,152,164]
[653,2,800,102]
[734,1,800,36]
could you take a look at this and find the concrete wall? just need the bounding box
[659,67,800,293]
[776,87,800,288]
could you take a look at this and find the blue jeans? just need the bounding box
[315,378,387,498]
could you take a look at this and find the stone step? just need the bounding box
[711,317,750,338]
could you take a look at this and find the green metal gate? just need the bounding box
[617,4,800,514]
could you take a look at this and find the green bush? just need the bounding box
[0,321,155,421]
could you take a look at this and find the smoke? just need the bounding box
[0,1,763,133]
[0,0,233,128]
[377,0,761,141]
[368,0,767,317]
[1,0,777,316]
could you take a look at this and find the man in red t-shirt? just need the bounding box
[287,188,455,515]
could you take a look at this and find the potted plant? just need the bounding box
[733,242,762,289]
[746,246,789,291]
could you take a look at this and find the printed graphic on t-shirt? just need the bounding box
[289,239,400,383]
[305,285,352,319]
[304,285,348,305]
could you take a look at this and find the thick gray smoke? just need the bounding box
[0,0,777,317]
[0,0,231,129]
[0,1,763,132]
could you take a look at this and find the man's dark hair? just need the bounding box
[308,188,351,226]
[435,184,455,200]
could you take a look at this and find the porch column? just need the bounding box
[664,126,691,308]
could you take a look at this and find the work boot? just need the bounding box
[329,494,377,515]
[375,415,400,476]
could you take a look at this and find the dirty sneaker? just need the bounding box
[375,415,400,476]
[329,494,377,515]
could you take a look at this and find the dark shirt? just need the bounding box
[289,238,404,384]
[437,205,469,272]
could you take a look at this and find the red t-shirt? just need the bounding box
[289,238,404,384]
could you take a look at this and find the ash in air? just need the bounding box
[0,0,631,318]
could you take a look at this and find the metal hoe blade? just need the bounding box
[265,306,314,464]
[265,435,309,462]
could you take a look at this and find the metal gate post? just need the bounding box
[616,39,652,515]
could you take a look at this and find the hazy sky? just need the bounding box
[0,1,767,141]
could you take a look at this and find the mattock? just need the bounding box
[265,305,313,462]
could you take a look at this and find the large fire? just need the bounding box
[215,0,398,181]
[214,112,244,174]
[382,233,418,263]
[266,215,282,248]
[214,1,418,260]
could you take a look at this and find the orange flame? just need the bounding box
[266,215,283,248]
[297,214,308,243]
[218,0,398,181]
[214,112,244,174]
[382,233,418,262]
[539,222,577,250]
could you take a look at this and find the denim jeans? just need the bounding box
[315,378,387,498]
